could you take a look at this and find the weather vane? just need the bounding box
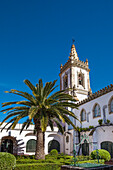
[72,39,75,44]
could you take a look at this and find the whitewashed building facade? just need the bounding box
[0,44,113,157]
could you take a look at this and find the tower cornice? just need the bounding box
[60,59,90,75]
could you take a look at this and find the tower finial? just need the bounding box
[72,39,75,44]
[69,40,79,61]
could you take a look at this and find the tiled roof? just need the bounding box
[78,84,113,106]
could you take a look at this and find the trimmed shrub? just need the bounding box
[77,155,90,161]
[16,159,43,164]
[90,149,111,161]
[78,159,105,164]
[45,154,57,160]
[14,163,61,170]
[50,149,58,156]
[0,152,16,170]
[15,155,35,160]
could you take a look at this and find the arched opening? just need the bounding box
[80,109,86,122]
[26,139,36,152]
[1,139,13,154]
[82,139,89,156]
[108,96,113,114]
[93,103,101,118]
[101,141,113,158]
[48,140,60,153]
[78,74,83,85]
[63,74,68,89]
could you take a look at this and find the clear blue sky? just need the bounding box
[0,0,113,121]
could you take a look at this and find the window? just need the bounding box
[87,112,90,122]
[66,136,69,143]
[108,97,113,113]
[93,104,101,117]
[26,139,36,152]
[78,74,83,85]
[48,140,60,153]
[110,99,113,112]
[63,74,68,89]
[77,72,85,88]
[81,109,86,121]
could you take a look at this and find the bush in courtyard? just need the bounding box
[50,149,58,156]
[0,152,16,170]
[90,149,111,161]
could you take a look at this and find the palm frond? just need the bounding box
[48,119,54,131]
[53,119,64,134]
[24,79,37,93]
[28,106,39,120]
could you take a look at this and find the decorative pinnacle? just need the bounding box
[60,64,63,69]
[86,59,88,65]
[69,43,79,61]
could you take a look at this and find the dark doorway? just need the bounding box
[101,141,113,158]
[82,139,89,156]
[48,140,60,153]
[1,139,13,154]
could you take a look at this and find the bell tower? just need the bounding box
[59,44,92,101]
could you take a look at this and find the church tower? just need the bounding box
[59,44,91,101]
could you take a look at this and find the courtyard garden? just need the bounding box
[0,149,111,170]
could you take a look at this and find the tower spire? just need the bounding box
[69,41,79,61]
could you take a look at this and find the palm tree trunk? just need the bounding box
[34,118,45,160]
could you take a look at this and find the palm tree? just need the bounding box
[0,79,78,159]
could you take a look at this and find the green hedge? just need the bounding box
[77,155,90,161]
[14,163,61,170]
[0,152,16,170]
[78,159,105,164]
[16,158,57,164]
[15,155,35,159]
[90,149,111,161]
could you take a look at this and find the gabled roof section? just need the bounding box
[78,84,113,106]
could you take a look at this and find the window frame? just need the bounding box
[80,109,86,122]
[26,139,36,152]
[93,103,101,118]
[108,96,113,114]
